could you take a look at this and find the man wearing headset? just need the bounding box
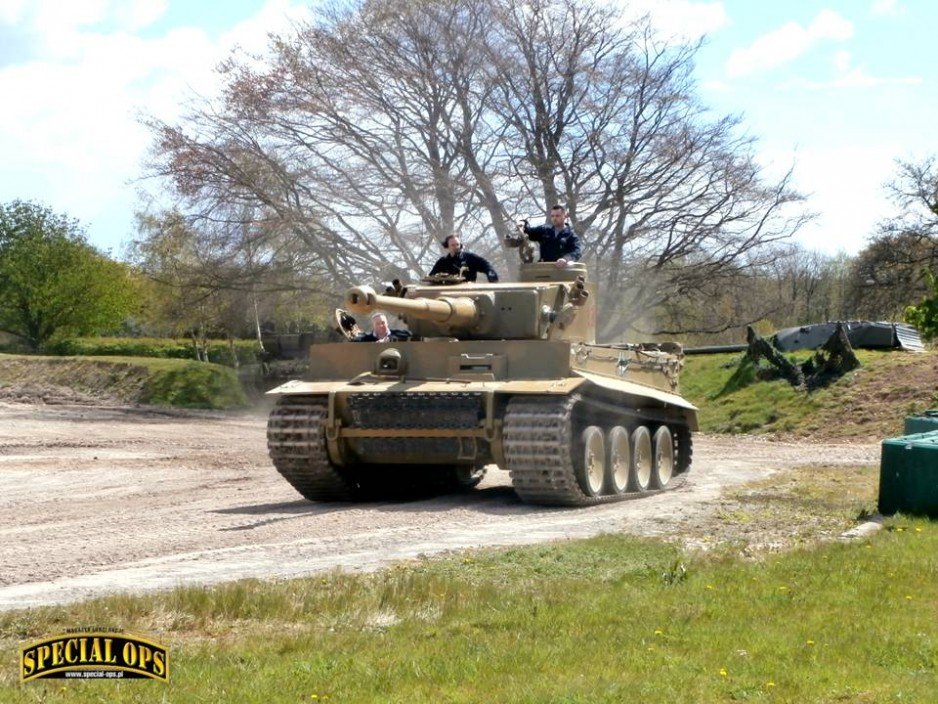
[428,234,499,282]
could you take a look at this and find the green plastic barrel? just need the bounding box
[904,410,938,435]
[878,431,938,517]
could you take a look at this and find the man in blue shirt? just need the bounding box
[429,235,499,282]
[522,205,582,267]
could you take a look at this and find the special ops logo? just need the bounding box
[20,629,168,682]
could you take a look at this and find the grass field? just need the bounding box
[1,465,934,703]
[682,349,938,440]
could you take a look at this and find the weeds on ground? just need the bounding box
[1,520,934,702]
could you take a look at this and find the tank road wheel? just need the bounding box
[576,425,606,497]
[652,425,675,489]
[630,425,653,492]
[604,425,631,495]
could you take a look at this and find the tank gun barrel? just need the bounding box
[345,285,479,326]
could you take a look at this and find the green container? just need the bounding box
[879,431,938,517]
[905,410,938,435]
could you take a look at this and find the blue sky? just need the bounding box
[0,0,933,257]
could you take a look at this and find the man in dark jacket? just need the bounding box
[522,205,582,267]
[355,312,411,342]
[429,235,499,282]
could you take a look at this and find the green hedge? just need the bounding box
[42,337,263,367]
[142,360,248,409]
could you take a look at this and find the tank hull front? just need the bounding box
[266,338,698,505]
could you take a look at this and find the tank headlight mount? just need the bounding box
[375,347,406,376]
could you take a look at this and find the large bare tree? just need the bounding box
[143,0,811,339]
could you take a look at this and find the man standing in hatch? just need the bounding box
[520,205,582,268]
[429,234,499,282]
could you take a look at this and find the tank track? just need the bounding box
[267,396,356,501]
[504,395,691,506]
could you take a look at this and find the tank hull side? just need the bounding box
[266,374,693,464]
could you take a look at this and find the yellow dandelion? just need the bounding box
[311,696,319,701]
[777,586,789,591]
[915,527,923,533]
[654,629,663,635]
[766,682,776,688]
[905,595,913,600]
[806,640,815,646]
[865,544,872,549]
[719,668,728,677]
[897,527,905,532]
[706,584,715,590]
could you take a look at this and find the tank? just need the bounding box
[266,261,698,506]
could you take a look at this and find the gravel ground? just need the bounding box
[0,400,879,610]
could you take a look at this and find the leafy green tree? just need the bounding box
[904,271,938,341]
[849,157,938,319]
[0,200,138,350]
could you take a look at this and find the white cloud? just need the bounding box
[832,49,851,73]
[622,0,729,42]
[784,50,922,90]
[0,0,28,24]
[871,0,903,17]
[0,1,313,251]
[32,0,110,33]
[726,10,853,78]
[222,0,311,55]
[114,0,168,32]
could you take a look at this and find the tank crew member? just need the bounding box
[429,234,499,282]
[355,312,411,342]
[521,205,582,268]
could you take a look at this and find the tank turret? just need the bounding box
[344,266,593,342]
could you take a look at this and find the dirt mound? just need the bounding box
[0,353,246,409]
[0,382,118,406]
[804,352,938,441]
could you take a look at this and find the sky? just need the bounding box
[0,0,934,257]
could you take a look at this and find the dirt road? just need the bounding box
[0,401,880,610]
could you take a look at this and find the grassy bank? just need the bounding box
[1,516,933,702]
[0,353,247,409]
[682,349,938,440]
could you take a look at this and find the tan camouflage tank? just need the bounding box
[266,260,698,506]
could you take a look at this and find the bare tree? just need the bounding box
[143,0,811,339]
[482,0,811,336]
[146,0,503,287]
